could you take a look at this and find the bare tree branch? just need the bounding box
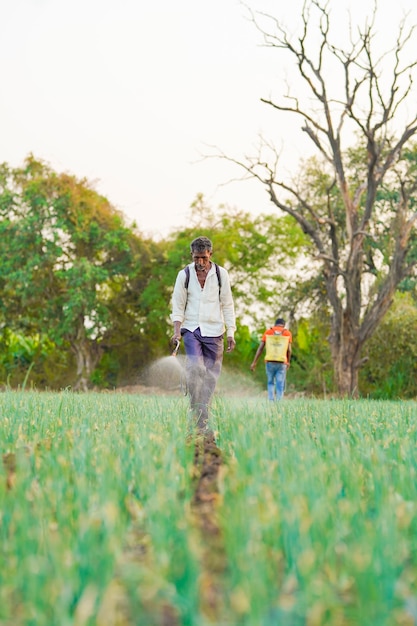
[227,0,417,394]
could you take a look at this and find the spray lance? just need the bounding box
[171,339,180,357]
[170,338,186,394]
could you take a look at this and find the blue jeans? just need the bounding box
[181,328,224,427]
[265,361,287,400]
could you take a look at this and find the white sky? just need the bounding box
[1,0,416,239]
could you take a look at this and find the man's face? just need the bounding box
[192,250,212,271]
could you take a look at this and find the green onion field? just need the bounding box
[1,390,417,625]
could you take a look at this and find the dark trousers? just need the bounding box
[181,327,224,428]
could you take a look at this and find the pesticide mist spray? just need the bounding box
[146,341,187,392]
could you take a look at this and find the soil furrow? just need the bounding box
[191,433,228,622]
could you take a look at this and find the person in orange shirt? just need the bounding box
[250,317,292,400]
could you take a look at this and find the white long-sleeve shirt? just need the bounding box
[171,262,236,338]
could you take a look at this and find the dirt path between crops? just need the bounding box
[191,432,227,622]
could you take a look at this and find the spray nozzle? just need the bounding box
[171,339,180,357]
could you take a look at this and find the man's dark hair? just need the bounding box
[275,317,285,326]
[190,236,213,253]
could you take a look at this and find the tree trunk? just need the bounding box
[329,308,362,397]
[333,339,360,397]
[71,318,101,391]
[72,342,93,391]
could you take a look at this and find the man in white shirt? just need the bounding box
[171,236,236,432]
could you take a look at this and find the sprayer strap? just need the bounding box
[184,264,221,297]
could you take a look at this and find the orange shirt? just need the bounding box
[262,326,292,363]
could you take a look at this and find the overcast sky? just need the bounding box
[1,0,416,239]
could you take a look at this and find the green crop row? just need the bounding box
[1,392,417,625]
[0,392,198,626]
[213,397,417,625]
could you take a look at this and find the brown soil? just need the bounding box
[191,432,228,621]
[2,452,17,490]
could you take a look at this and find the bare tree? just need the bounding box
[223,0,417,395]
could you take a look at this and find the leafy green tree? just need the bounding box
[0,155,157,389]
[289,315,334,396]
[154,195,307,318]
[360,293,417,398]
[138,197,309,383]
[0,329,72,389]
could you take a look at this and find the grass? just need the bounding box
[1,391,417,625]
